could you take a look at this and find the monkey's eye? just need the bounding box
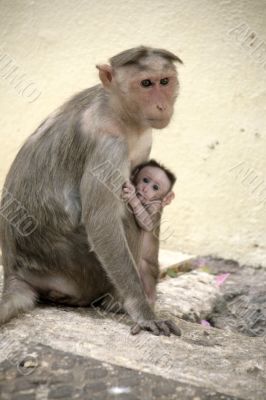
[153,184,159,191]
[141,79,152,88]
[160,78,169,85]
[143,177,149,183]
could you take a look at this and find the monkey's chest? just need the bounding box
[127,130,152,169]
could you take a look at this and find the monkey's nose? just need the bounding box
[156,104,166,111]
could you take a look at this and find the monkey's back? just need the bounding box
[0,85,104,272]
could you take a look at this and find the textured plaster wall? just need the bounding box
[0,0,265,267]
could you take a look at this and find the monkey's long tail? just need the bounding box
[0,278,37,325]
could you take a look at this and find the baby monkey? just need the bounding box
[122,160,176,308]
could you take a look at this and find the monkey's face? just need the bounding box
[130,71,178,129]
[115,59,179,129]
[134,166,171,204]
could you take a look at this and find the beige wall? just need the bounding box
[0,0,265,267]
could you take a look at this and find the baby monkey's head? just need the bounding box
[131,159,176,206]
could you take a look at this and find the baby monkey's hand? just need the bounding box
[121,181,136,202]
[122,181,142,210]
[147,200,163,214]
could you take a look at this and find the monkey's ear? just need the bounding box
[162,191,175,207]
[96,64,113,88]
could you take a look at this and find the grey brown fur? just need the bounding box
[0,46,182,336]
[110,45,183,68]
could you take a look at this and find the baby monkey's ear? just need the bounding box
[162,191,175,207]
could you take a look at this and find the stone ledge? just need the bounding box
[0,343,245,400]
[0,264,265,399]
[159,248,195,270]
[157,271,220,322]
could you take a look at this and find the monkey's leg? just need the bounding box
[0,276,37,325]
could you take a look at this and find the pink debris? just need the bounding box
[215,273,230,287]
[201,320,211,327]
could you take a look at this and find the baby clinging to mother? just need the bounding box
[122,159,176,309]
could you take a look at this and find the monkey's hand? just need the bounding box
[121,181,136,202]
[122,182,143,211]
[146,200,162,214]
[131,319,181,337]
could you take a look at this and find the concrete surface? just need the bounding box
[0,265,265,400]
[157,271,220,322]
[0,343,246,400]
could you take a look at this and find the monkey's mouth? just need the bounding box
[148,118,166,122]
[136,192,146,201]
[136,192,149,206]
[148,117,171,129]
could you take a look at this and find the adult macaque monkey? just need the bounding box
[0,46,182,336]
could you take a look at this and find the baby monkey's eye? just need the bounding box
[143,177,149,183]
[153,185,159,191]
[141,79,152,87]
[160,78,169,85]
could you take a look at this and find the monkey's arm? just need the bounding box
[80,136,180,337]
[131,202,153,231]
[80,137,155,319]
[125,194,154,232]
[131,200,163,233]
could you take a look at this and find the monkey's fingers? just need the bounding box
[164,319,181,336]
[123,181,134,190]
[130,323,142,335]
[156,321,171,336]
[130,319,181,337]
[131,321,160,336]
[121,193,131,201]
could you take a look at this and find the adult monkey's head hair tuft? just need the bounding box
[110,46,183,68]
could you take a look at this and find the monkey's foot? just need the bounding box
[130,319,181,336]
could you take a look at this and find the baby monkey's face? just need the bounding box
[134,166,171,204]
